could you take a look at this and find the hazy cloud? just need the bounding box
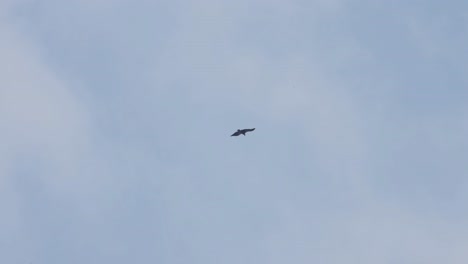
[1,1,468,263]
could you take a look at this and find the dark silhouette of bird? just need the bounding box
[231,128,255,137]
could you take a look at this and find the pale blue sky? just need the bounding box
[1,1,468,263]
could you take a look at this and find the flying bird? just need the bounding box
[231,128,255,137]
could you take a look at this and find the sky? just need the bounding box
[1,0,468,263]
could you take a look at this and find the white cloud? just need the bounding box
[2,1,468,263]
[0,20,92,186]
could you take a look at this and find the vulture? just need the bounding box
[231,128,255,137]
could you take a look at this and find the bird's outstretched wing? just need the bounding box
[231,131,242,136]
[244,128,255,132]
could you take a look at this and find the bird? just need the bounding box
[231,128,255,137]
